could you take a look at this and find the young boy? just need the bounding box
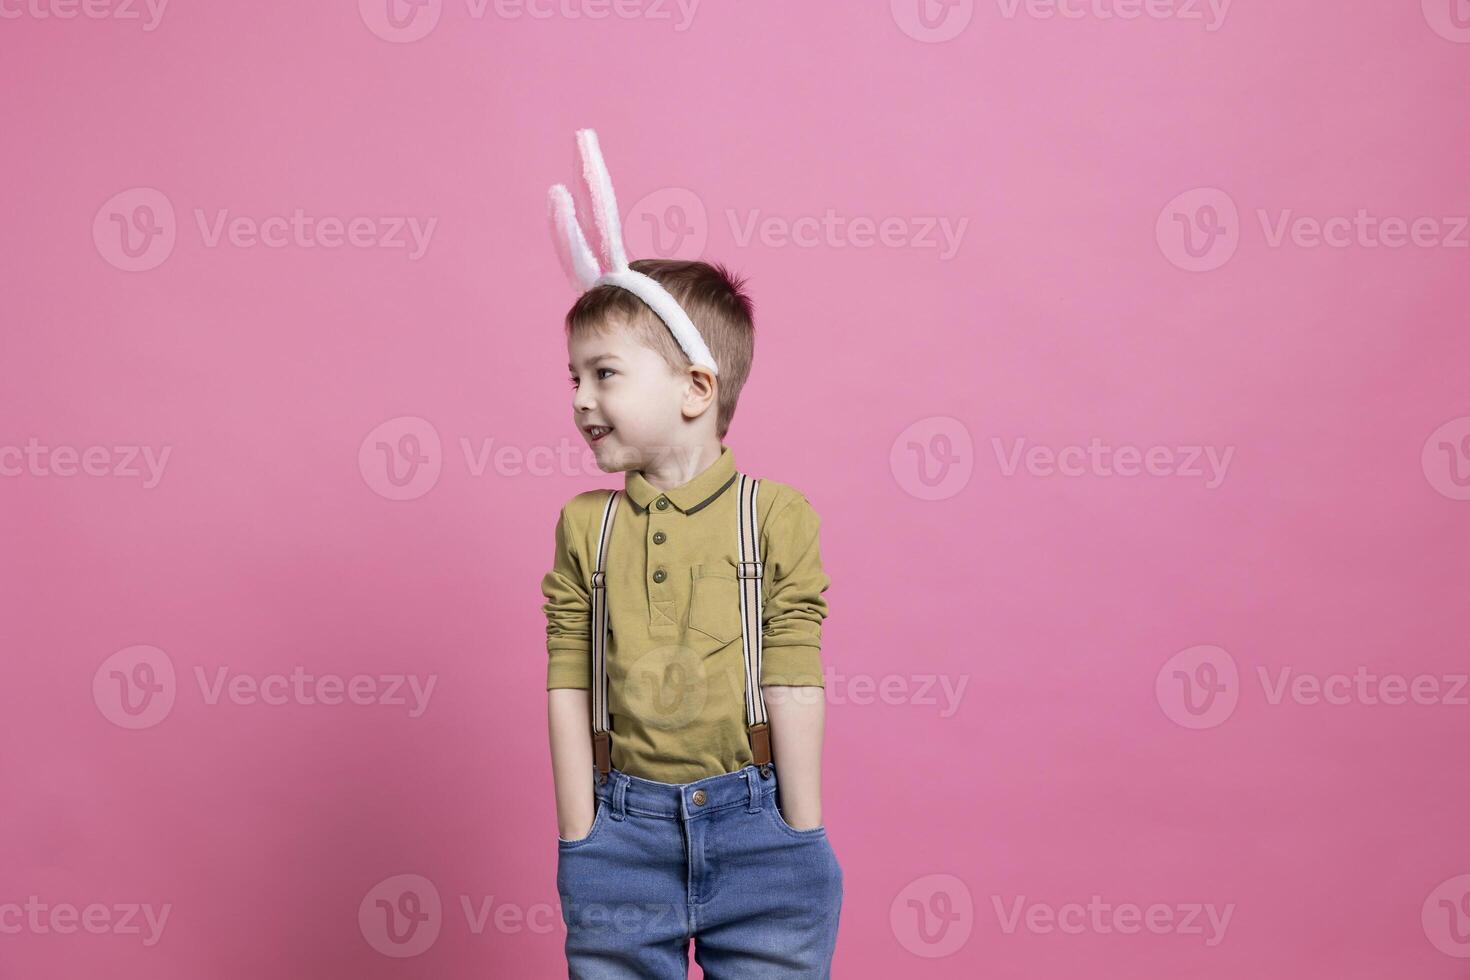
[541,254,843,977]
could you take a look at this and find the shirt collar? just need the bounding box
[624,444,739,515]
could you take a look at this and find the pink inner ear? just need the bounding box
[548,204,581,290]
[578,129,628,273]
[548,184,600,290]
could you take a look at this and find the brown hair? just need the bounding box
[565,259,755,439]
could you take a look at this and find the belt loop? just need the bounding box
[745,768,761,813]
[609,771,629,820]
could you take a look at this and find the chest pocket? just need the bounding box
[688,563,743,646]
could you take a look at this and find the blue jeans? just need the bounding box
[556,761,843,978]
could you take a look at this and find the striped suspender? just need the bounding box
[588,490,619,782]
[587,474,774,785]
[735,474,774,777]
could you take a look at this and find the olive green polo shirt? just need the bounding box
[541,443,830,784]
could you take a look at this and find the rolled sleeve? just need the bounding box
[759,491,831,688]
[541,503,592,690]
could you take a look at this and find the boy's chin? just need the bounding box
[589,442,638,474]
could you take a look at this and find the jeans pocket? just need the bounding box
[557,798,609,848]
[766,799,827,839]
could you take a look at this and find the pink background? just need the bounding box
[3,1,1469,977]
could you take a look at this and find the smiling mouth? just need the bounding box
[585,426,613,443]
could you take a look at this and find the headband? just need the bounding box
[547,128,719,376]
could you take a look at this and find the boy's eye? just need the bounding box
[569,368,615,388]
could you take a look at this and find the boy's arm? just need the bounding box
[542,503,597,839]
[760,491,832,830]
[763,687,826,829]
[549,689,596,839]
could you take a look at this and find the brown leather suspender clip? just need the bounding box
[592,731,612,784]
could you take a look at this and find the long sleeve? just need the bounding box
[759,491,831,688]
[542,502,592,690]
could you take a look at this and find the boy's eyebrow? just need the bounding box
[568,353,621,371]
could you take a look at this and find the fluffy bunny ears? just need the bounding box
[547,128,719,376]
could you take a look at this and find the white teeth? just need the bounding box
[588,426,611,437]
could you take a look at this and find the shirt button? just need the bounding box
[652,531,666,545]
[652,568,666,584]
[692,789,707,806]
[655,497,669,510]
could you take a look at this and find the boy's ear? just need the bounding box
[681,366,718,421]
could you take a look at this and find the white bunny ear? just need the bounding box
[547,127,719,376]
[547,182,601,291]
[577,128,629,273]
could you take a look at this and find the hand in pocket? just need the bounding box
[558,800,599,843]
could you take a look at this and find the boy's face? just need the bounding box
[568,321,692,473]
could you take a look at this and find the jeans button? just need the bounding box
[692,789,707,806]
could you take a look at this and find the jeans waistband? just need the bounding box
[594,763,780,821]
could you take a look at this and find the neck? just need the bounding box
[640,440,722,491]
